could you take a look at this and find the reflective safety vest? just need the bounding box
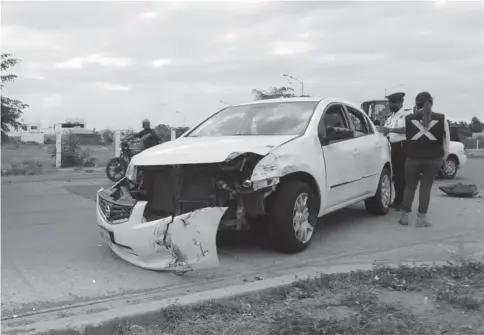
[405,112,445,159]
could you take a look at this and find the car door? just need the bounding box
[319,104,362,208]
[344,105,382,195]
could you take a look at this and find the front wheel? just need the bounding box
[268,180,317,253]
[365,167,392,215]
[105,157,128,182]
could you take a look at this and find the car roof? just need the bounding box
[234,97,364,111]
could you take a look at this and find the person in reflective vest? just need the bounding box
[398,92,450,227]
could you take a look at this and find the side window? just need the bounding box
[345,106,371,136]
[317,104,352,145]
[321,105,350,129]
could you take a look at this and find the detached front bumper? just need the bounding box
[96,188,227,272]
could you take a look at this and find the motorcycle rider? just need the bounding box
[127,119,161,151]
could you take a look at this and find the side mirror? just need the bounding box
[373,119,381,126]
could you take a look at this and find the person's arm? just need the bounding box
[134,129,148,138]
[389,127,406,134]
[443,116,451,159]
[388,112,408,134]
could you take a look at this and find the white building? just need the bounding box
[8,118,97,144]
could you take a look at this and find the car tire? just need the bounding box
[438,155,458,179]
[268,180,317,254]
[364,167,392,215]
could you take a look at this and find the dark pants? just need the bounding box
[401,158,442,214]
[390,142,406,205]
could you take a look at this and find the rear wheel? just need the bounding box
[438,155,458,179]
[365,167,392,215]
[268,180,317,253]
[105,157,128,182]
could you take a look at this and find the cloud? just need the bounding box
[137,11,158,20]
[152,58,172,68]
[93,82,132,92]
[42,94,62,108]
[1,1,483,129]
[56,54,132,69]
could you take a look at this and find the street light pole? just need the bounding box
[283,74,304,96]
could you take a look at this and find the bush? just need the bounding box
[1,159,43,176]
[48,132,95,168]
[101,129,114,144]
[79,147,96,167]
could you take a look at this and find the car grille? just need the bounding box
[98,196,133,224]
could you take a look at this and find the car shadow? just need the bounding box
[216,205,373,252]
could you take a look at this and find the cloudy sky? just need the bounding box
[2,0,483,131]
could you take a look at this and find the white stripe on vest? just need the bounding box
[410,120,439,140]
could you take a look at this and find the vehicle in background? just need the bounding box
[96,97,392,272]
[361,98,467,179]
[105,138,142,182]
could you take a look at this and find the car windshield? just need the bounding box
[188,101,318,137]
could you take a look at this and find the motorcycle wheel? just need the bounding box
[106,158,128,182]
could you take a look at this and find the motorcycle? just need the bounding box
[105,139,142,182]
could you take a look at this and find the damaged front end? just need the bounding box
[96,152,282,272]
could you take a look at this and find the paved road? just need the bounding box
[2,158,483,319]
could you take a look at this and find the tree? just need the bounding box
[469,116,483,133]
[153,124,190,142]
[251,86,296,100]
[100,129,114,144]
[1,53,29,140]
[251,86,313,100]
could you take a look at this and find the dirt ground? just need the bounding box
[1,143,114,171]
[115,262,484,335]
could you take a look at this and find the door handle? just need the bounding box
[352,149,359,155]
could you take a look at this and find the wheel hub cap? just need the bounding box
[380,174,391,207]
[293,193,314,244]
[444,160,456,176]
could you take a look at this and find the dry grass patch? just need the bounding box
[113,261,484,335]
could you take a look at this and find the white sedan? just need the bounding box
[96,97,392,272]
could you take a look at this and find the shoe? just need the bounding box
[416,213,432,227]
[398,212,409,226]
[390,202,402,211]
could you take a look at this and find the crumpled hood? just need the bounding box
[131,135,298,166]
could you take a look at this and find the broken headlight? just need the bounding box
[125,162,137,182]
[225,152,244,162]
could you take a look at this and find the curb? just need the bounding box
[1,168,106,184]
[2,261,448,335]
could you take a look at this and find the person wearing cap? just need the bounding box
[398,92,450,227]
[378,92,412,210]
[129,119,161,150]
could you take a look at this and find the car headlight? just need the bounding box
[125,162,137,182]
[225,152,244,162]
